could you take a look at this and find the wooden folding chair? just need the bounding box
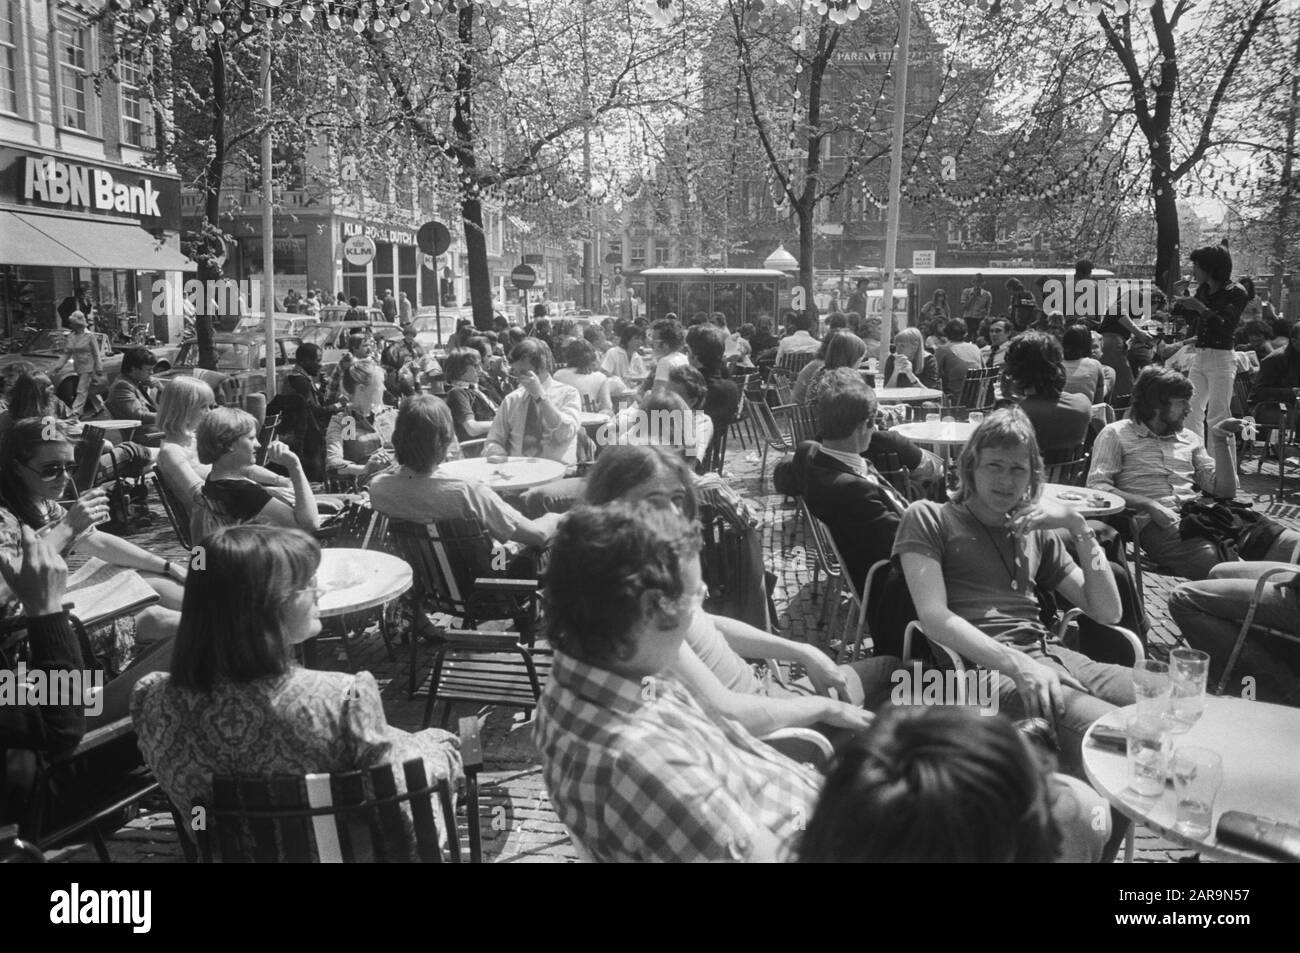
[189,720,484,863]
[383,518,548,727]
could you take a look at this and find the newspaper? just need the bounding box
[65,558,159,627]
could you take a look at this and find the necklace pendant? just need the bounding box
[1010,580,1018,591]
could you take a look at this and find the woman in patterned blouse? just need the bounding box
[131,525,462,837]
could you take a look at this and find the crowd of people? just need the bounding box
[1,243,1298,863]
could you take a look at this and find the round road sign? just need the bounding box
[418,221,452,257]
[343,234,377,266]
[510,263,537,289]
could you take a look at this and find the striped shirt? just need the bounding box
[1086,418,1215,509]
[534,650,821,862]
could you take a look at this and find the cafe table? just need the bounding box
[303,548,413,670]
[316,547,412,620]
[1083,698,1300,862]
[1040,483,1125,518]
[891,420,976,482]
[436,455,567,493]
[871,385,943,404]
[64,419,142,436]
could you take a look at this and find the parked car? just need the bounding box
[155,332,298,404]
[317,305,389,324]
[0,329,124,405]
[233,313,322,338]
[297,321,404,369]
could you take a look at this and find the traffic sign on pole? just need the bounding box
[417,221,452,257]
[511,264,537,289]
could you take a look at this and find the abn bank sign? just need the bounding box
[1,146,181,231]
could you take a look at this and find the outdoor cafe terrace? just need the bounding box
[51,438,1300,864]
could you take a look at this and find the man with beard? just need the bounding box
[1087,366,1300,579]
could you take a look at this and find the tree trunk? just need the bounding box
[453,5,494,332]
[798,205,817,328]
[1151,146,1181,293]
[1274,30,1300,306]
[195,39,228,370]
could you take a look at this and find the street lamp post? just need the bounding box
[879,0,912,366]
[261,14,277,401]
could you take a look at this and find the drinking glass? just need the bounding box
[1166,648,1210,733]
[1126,714,1170,798]
[925,413,940,426]
[1132,659,1171,718]
[485,452,509,466]
[1170,746,1222,839]
[967,412,985,427]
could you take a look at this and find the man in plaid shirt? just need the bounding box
[535,502,821,862]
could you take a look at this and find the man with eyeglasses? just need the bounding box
[535,502,821,862]
[981,320,1012,369]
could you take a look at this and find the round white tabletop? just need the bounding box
[891,420,977,446]
[579,411,611,429]
[66,418,142,435]
[436,455,567,492]
[1082,698,1300,862]
[872,386,944,404]
[1041,483,1125,518]
[316,548,412,619]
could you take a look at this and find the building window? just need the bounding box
[653,242,669,265]
[608,240,623,262]
[58,18,90,131]
[630,243,646,268]
[0,0,19,115]
[483,210,502,257]
[119,53,145,147]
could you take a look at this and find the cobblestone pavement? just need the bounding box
[58,435,1300,864]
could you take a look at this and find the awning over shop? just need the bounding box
[5,211,196,271]
[0,210,96,267]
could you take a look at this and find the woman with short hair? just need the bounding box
[325,360,398,483]
[441,347,498,444]
[194,407,319,539]
[131,524,461,835]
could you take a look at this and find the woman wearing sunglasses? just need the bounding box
[0,418,183,634]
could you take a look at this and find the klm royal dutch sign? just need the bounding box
[1,147,182,230]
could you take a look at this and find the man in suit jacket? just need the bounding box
[793,368,911,596]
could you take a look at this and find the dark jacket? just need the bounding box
[700,371,740,435]
[105,378,158,428]
[1191,280,1248,351]
[1249,345,1300,405]
[2,611,87,825]
[793,441,907,596]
